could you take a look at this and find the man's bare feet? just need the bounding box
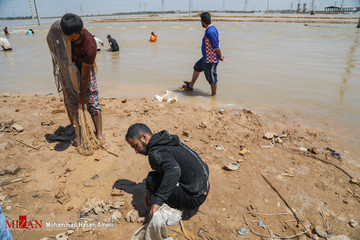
[98,136,110,150]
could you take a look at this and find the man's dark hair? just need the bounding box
[60,13,83,35]
[200,12,211,24]
[107,34,111,38]
[126,123,152,141]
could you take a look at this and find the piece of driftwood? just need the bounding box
[243,213,309,239]
[105,149,119,157]
[0,177,22,187]
[260,173,311,237]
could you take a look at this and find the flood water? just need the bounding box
[1,16,360,162]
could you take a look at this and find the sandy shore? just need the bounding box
[1,94,359,239]
[90,14,359,24]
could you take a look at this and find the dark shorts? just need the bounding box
[193,58,218,85]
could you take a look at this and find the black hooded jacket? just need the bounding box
[146,130,209,206]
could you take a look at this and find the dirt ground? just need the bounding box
[1,94,359,240]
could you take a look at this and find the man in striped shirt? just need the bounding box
[185,12,225,96]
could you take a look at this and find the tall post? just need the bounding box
[311,0,315,15]
[28,0,36,25]
[266,0,270,14]
[162,0,164,12]
[189,0,191,16]
[357,17,360,28]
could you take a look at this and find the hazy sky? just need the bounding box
[0,0,359,18]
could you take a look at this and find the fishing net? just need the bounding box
[46,20,100,156]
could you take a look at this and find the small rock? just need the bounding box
[216,144,224,151]
[111,210,122,223]
[66,230,74,236]
[315,225,328,238]
[108,197,125,209]
[2,93,10,97]
[11,123,24,132]
[4,165,20,175]
[264,132,275,140]
[55,232,68,240]
[111,188,124,196]
[182,131,189,137]
[174,125,179,129]
[51,109,65,114]
[15,109,20,112]
[67,206,74,211]
[299,147,308,152]
[183,139,190,142]
[199,122,208,129]
[125,209,138,223]
[275,137,283,143]
[349,219,358,228]
[121,99,127,103]
[137,217,145,223]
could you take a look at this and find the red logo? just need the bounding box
[6,215,42,229]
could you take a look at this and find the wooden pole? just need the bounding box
[33,0,41,26]
[357,17,360,28]
[28,0,36,25]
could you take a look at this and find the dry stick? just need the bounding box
[104,149,119,157]
[234,121,256,132]
[289,150,353,179]
[0,178,22,187]
[12,139,39,151]
[247,211,289,216]
[243,213,309,239]
[180,220,193,240]
[260,173,310,237]
[319,211,330,232]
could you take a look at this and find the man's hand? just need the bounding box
[149,204,161,220]
[220,55,225,62]
[143,190,151,209]
[79,93,88,105]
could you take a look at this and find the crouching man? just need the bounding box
[126,123,210,220]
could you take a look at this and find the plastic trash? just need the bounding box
[237,227,249,235]
[258,218,267,229]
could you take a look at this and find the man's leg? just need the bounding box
[87,71,110,149]
[189,58,204,89]
[204,62,218,96]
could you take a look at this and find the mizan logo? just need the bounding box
[6,215,42,229]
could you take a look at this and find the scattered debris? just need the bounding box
[237,226,249,235]
[257,218,267,229]
[326,147,341,160]
[111,210,122,223]
[216,144,224,151]
[299,147,307,152]
[314,225,328,238]
[55,232,68,240]
[90,174,99,180]
[239,148,248,156]
[125,209,138,223]
[264,132,275,140]
[198,122,208,129]
[223,162,240,171]
[349,219,358,228]
[41,120,55,126]
[51,109,65,114]
[108,197,125,209]
[11,123,24,132]
[111,188,124,196]
[4,165,20,175]
[55,189,70,205]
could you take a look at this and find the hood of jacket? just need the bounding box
[146,130,180,154]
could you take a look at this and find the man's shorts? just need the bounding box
[86,70,101,115]
[193,58,219,85]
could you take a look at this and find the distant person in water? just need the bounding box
[26,29,34,35]
[93,35,104,51]
[106,34,119,52]
[184,12,224,96]
[0,37,12,51]
[3,27,9,37]
[150,32,157,42]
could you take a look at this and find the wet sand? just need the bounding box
[1,94,359,239]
